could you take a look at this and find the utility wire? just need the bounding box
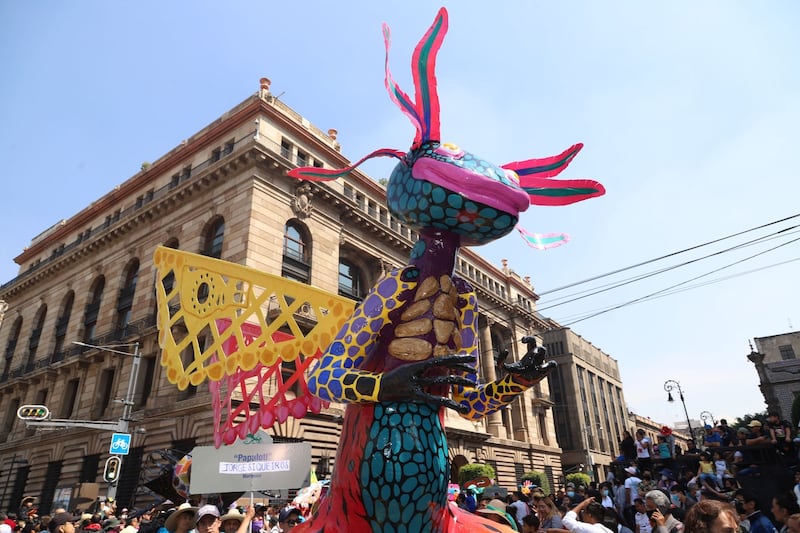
[538,212,800,296]
[556,256,800,323]
[559,235,800,326]
[538,226,800,312]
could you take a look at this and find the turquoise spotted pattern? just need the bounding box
[386,141,519,245]
[361,402,448,533]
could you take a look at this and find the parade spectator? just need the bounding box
[735,489,777,533]
[745,420,771,445]
[220,507,254,533]
[195,506,220,533]
[164,504,196,533]
[704,425,722,448]
[521,514,540,533]
[0,514,13,533]
[767,412,795,457]
[599,482,614,509]
[624,467,642,508]
[621,431,637,464]
[475,499,518,531]
[273,508,300,533]
[508,491,531,524]
[602,507,633,533]
[669,484,696,521]
[698,451,720,491]
[536,497,564,531]
[49,514,80,533]
[787,513,800,533]
[632,499,651,533]
[794,471,800,509]
[772,493,800,533]
[683,500,739,533]
[644,490,682,533]
[717,419,737,447]
[562,497,613,533]
[635,430,654,473]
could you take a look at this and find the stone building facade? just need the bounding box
[748,330,800,420]
[542,326,630,482]
[0,79,564,512]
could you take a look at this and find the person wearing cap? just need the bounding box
[273,508,301,532]
[220,506,255,533]
[744,419,770,446]
[623,466,641,508]
[165,503,198,533]
[195,506,221,533]
[50,513,81,533]
[562,497,613,533]
[474,499,518,531]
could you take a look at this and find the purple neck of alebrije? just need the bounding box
[409,230,460,277]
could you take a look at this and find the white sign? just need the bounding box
[189,431,311,494]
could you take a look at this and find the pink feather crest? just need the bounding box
[502,143,583,178]
[382,7,448,148]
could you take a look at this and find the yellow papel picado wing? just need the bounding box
[153,246,355,390]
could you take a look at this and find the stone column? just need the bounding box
[479,317,506,438]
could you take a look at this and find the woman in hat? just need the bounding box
[219,507,254,533]
[474,499,519,531]
[164,504,197,533]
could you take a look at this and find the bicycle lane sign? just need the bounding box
[109,433,132,455]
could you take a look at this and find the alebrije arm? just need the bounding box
[411,6,448,146]
[287,148,406,182]
[502,143,583,178]
[520,177,606,206]
[516,226,570,250]
[383,23,423,139]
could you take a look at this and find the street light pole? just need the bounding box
[700,410,716,427]
[72,342,141,500]
[664,380,694,447]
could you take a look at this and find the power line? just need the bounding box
[556,257,800,324]
[538,212,800,296]
[559,235,800,326]
[538,226,800,312]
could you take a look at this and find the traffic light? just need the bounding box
[17,405,50,421]
[103,456,122,483]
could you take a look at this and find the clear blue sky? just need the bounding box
[2,1,799,430]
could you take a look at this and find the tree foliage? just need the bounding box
[732,410,767,432]
[565,472,591,488]
[458,463,496,486]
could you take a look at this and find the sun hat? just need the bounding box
[164,503,198,532]
[220,509,245,524]
[475,499,516,529]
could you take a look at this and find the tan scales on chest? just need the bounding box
[387,274,462,361]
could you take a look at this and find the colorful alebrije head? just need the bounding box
[288,7,605,248]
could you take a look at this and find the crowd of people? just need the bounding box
[0,498,305,533]
[3,412,797,533]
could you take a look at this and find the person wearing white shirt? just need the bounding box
[563,497,614,533]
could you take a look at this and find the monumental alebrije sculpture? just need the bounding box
[155,6,604,533]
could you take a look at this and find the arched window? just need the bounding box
[202,218,225,259]
[27,305,48,367]
[282,220,311,284]
[116,259,139,339]
[156,239,179,318]
[83,276,105,342]
[2,317,23,379]
[53,291,75,361]
[338,259,364,301]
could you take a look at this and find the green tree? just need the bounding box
[521,470,551,494]
[458,463,496,486]
[732,410,767,432]
[565,472,591,488]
